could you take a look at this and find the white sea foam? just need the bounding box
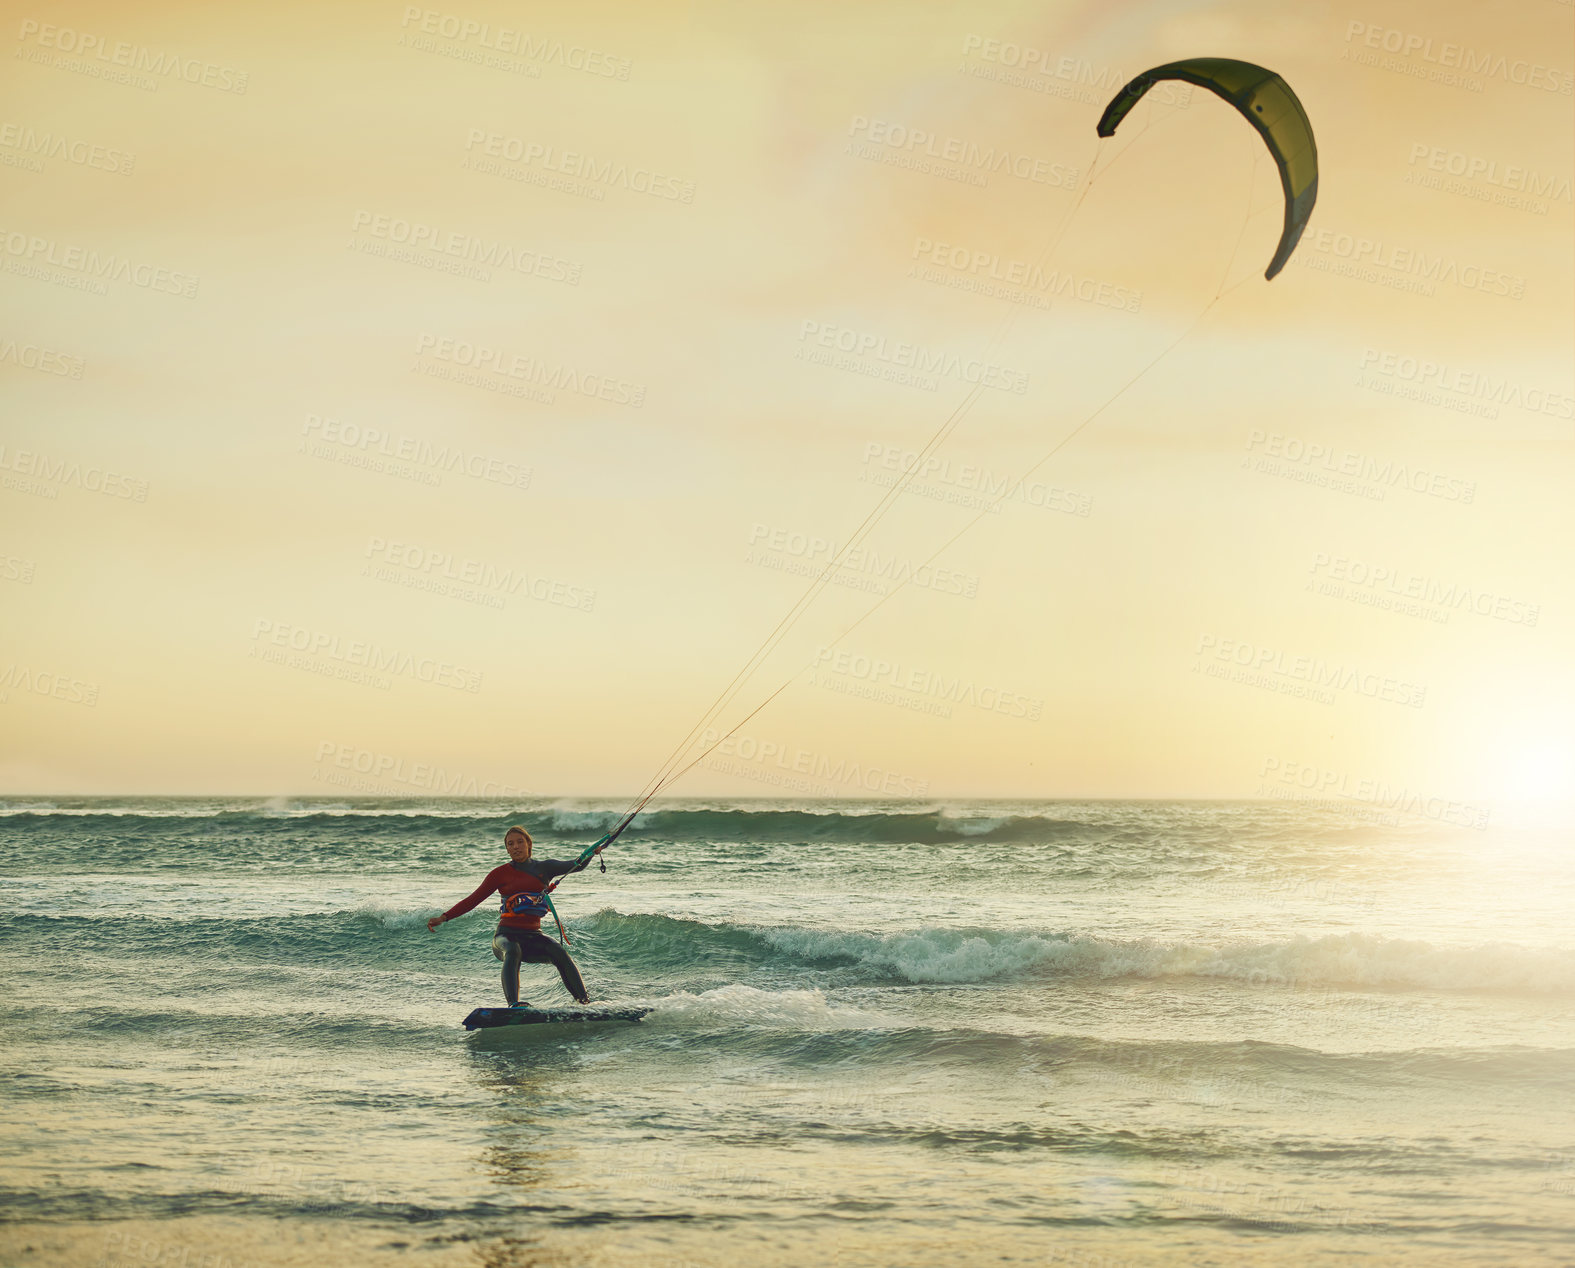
[644,984,881,1028]
[352,902,438,931]
[543,808,627,832]
[759,926,1575,994]
[262,797,357,817]
[949,816,1010,836]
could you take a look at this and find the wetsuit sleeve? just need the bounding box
[441,865,503,921]
[533,858,587,880]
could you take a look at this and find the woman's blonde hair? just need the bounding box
[504,825,533,845]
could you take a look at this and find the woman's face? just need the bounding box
[505,832,532,863]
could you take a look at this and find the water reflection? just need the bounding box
[462,1030,638,1267]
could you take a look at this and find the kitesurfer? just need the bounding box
[427,825,594,1005]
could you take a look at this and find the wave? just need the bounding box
[559,913,1575,995]
[575,807,1095,846]
[762,924,1575,994]
[0,804,1104,847]
[9,906,1573,996]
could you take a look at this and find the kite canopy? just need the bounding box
[1096,57,1318,280]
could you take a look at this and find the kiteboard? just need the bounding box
[462,1004,651,1030]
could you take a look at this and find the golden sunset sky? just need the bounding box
[2,0,1571,812]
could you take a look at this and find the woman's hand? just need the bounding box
[427,915,445,932]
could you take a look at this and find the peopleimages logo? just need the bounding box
[810,647,1044,721]
[302,415,532,490]
[910,238,1141,313]
[1342,22,1574,95]
[1309,554,1539,627]
[0,226,199,297]
[955,36,1195,110]
[797,321,1030,394]
[1260,758,1490,829]
[312,741,530,798]
[1357,350,1574,420]
[861,442,1092,517]
[1405,145,1572,203]
[250,619,485,692]
[0,338,85,378]
[1298,228,1525,299]
[1194,634,1428,709]
[0,663,99,707]
[0,446,149,502]
[363,536,597,613]
[462,130,694,203]
[1244,430,1476,504]
[0,122,135,174]
[399,7,632,79]
[746,523,981,599]
[413,334,646,407]
[349,211,581,285]
[15,20,250,93]
[699,727,930,797]
[845,116,1079,189]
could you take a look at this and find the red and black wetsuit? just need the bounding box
[441,858,591,1004]
[441,858,585,933]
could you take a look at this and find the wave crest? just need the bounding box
[585,914,1575,995]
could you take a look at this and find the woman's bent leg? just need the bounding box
[493,932,524,1005]
[543,940,590,1003]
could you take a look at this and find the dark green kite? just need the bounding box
[1097,58,1318,279]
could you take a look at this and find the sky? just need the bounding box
[2,0,1571,813]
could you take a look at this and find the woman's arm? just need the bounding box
[426,867,501,932]
[538,835,612,881]
[535,857,591,882]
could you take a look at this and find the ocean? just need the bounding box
[1,798,1571,1267]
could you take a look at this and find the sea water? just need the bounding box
[0,798,1571,1266]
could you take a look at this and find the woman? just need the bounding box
[427,825,594,1006]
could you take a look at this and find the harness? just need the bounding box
[500,890,553,919]
[500,887,570,944]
